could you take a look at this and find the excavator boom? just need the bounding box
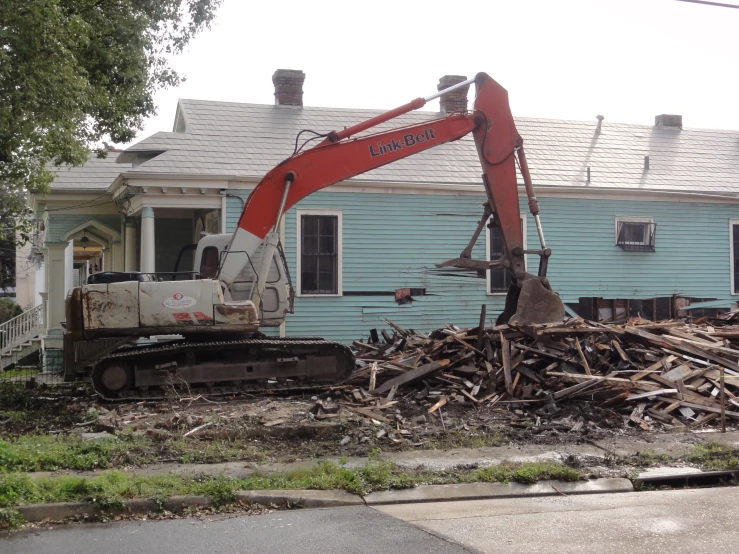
[219,72,564,326]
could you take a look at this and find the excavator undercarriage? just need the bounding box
[78,336,354,401]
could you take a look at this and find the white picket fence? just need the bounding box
[0,302,45,358]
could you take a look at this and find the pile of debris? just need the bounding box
[346,315,739,431]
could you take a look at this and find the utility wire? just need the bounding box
[676,0,739,8]
[43,192,110,212]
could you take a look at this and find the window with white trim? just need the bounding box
[731,219,739,295]
[615,216,656,252]
[486,214,526,294]
[296,210,342,296]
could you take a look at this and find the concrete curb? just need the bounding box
[16,495,212,523]
[12,478,632,523]
[235,489,364,508]
[364,478,634,506]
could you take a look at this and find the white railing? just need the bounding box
[0,302,45,356]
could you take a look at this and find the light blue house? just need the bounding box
[12,70,739,370]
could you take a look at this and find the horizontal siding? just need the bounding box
[46,214,122,243]
[536,197,739,302]
[226,188,739,344]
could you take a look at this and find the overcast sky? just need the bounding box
[133,0,739,144]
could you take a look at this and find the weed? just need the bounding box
[426,431,506,450]
[191,475,239,506]
[0,508,24,530]
[687,442,739,470]
[468,461,581,485]
[368,447,382,461]
[634,449,670,467]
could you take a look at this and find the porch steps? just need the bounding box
[1,303,46,371]
[0,337,43,371]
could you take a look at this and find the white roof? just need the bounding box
[114,98,739,195]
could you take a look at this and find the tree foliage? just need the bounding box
[0,0,222,225]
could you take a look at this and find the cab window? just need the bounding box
[199,246,219,279]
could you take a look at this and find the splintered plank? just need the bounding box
[345,407,391,423]
[501,332,513,394]
[678,401,739,420]
[476,304,487,351]
[428,396,449,413]
[574,338,591,375]
[630,355,678,381]
[626,326,738,370]
[372,360,450,396]
[612,340,630,362]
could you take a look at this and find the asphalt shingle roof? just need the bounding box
[50,153,131,191]
[119,99,739,195]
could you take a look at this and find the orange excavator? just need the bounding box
[65,73,565,399]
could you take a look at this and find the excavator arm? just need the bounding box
[219,72,564,326]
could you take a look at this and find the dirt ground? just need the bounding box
[4,382,737,479]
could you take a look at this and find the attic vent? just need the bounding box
[616,218,656,252]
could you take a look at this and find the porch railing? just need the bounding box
[0,302,46,356]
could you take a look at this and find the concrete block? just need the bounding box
[17,502,100,522]
[163,495,213,512]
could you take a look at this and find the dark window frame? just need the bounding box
[615,218,656,252]
[298,211,342,296]
[732,220,739,295]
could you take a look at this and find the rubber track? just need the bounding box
[91,337,355,402]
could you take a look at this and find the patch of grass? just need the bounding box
[466,461,582,485]
[687,442,739,470]
[0,508,24,530]
[0,368,38,381]
[172,439,267,465]
[633,449,670,467]
[0,432,270,472]
[0,458,583,509]
[0,434,153,472]
[0,410,28,424]
[425,431,507,450]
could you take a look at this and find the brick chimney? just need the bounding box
[272,69,305,106]
[437,75,470,114]
[655,114,682,129]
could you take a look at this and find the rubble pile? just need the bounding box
[345,315,739,431]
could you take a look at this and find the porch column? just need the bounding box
[110,240,123,271]
[124,220,137,271]
[44,241,73,332]
[140,207,155,273]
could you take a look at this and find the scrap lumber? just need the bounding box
[372,360,450,396]
[344,316,739,432]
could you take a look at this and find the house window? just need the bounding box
[615,217,656,252]
[487,215,526,294]
[731,220,739,295]
[297,210,342,296]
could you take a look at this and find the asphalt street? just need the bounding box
[2,505,473,554]
[4,487,739,553]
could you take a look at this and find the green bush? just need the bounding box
[0,298,22,324]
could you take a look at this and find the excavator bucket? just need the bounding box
[497,274,566,326]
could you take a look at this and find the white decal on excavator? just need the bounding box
[162,292,197,309]
[368,128,437,158]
